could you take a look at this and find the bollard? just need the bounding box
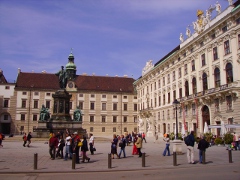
[173,152,177,166]
[34,153,38,170]
[108,153,112,169]
[72,153,76,169]
[202,151,206,164]
[228,150,232,163]
[142,153,146,167]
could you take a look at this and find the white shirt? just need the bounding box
[65,136,71,145]
[89,136,94,143]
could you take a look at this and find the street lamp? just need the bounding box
[173,99,180,140]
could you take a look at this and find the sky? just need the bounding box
[0,0,230,82]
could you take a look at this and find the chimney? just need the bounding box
[18,68,21,74]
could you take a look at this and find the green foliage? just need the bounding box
[223,133,233,144]
[214,137,224,145]
[204,132,213,143]
[169,132,184,140]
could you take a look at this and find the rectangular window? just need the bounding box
[124,127,127,132]
[183,52,186,57]
[134,104,137,111]
[22,92,27,95]
[79,94,83,97]
[102,127,105,132]
[226,95,232,111]
[163,95,165,105]
[191,60,195,71]
[79,102,83,109]
[201,54,206,66]
[214,98,220,112]
[200,41,204,47]
[167,74,170,84]
[173,71,175,81]
[90,127,93,132]
[4,115,8,120]
[124,104,128,111]
[33,114,38,121]
[113,95,117,99]
[21,114,25,121]
[102,103,106,110]
[3,99,9,108]
[178,68,182,78]
[134,116,137,123]
[34,92,39,96]
[46,92,51,96]
[173,90,176,101]
[113,127,116,132]
[113,103,117,110]
[102,116,106,123]
[179,88,182,99]
[158,96,161,106]
[20,126,24,131]
[224,40,230,55]
[5,86,10,89]
[178,57,181,61]
[192,104,196,115]
[33,100,38,109]
[163,77,165,86]
[90,102,95,110]
[123,96,127,99]
[213,47,218,60]
[191,48,194,53]
[222,25,227,33]
[69,102,72,110]
[236,17,240,24]
[91,94,95,98]
[102,94,106,98]
[184,64,188,75]
[22,100,26,108]
[185,105,188,116]
[46,100,50,109]
[238,34,240,49]
[113,116,117,123]
[158,80,161,88]
[168,92,170,104]
[124,116,127,123]
[211,33,216,39]
[90,116,94,122]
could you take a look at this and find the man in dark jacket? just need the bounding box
[186,131,195,164]
[118,135,127,158]
[198,136,209,163]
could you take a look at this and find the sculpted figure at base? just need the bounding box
[39,105,50,121]
[74,106,82,122]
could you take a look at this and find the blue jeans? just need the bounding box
[118,147,126,157]
[163,144,170,156]
[199,150,204,163]
[64,145,72,160]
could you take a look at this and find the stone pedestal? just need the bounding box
[172,139,183,155]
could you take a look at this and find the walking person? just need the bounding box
[111,134,119,159]
[64,133,72,161]
[142,132,147,143]
[56,135,65,159]
[81,136,90,162]
[198,135,209,163]
[0,132,3,147]
[118,135,126,158]
[89,133,95,155]
[135,134,142,157]
[132,134,138,155]
[26,132,32,147]
[49,133,58,160]
[162,134,170,156]
[185,131,195,164]
[233,132,239,150]
[22,133,27,147]
[72,132,80,164]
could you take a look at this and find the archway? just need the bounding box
[202,105,210,132]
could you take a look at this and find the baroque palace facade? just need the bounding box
[0,53,138,136]
[134,1,240,138]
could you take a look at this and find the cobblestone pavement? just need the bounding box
[0,136,239,173]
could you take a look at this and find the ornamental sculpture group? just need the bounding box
[180,1,233,43]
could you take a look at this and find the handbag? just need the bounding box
[92,147,96,151]
[78,141,83,147]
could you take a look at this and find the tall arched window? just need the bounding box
[214,68,220,88]
[185,81,189,97]
[192,77,197,94]
[202,73,208,91]
[226,63,233,84]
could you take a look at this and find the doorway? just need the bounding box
[202,105,210,132]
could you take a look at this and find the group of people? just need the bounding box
[22,132,32,147]
[48,130,95,164]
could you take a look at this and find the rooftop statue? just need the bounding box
[179,33,184,43]
[74,106,82,122]
[55,66,68,89]
[215,1,221,14]
[228,0,233,6]
[39,105,50,121]
[186,26,191,38]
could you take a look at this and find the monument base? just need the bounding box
[172,139,183,155]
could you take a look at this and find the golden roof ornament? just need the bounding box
[197,10,204,17]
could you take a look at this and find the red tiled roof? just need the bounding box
[15,72,135,93]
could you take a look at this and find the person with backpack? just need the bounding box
[118,134,126,158]
[185,131,195,164]
[198,135,209,163]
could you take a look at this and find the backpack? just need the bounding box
[184,135,191,146]
[119,140,123,147]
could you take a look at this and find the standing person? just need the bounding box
[198,135,209,163]
[89,133,95,155]
[64,133,72,161]
[111,134,119,159]
[135,134,142,157]
[72,132,80,164]
[81,136,90,162]
[186,131,195,164]
[49,133,58,160]
[0,132,3,147]
[23,133,27,147]
[118,135,126,158]
[26,132,32,147]
[162,134,170,156]
[56,135,65,159]
[132,134,138,155]
[142,132,147,143]
[233,132,239,151]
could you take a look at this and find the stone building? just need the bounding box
[0,53,138,136]
[134,1,240,138]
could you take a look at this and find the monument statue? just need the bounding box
[215,1,221,14]
[56,66,67,89]
[39,105,50,121]
[74,106,82,122]
[179,33,184,43]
